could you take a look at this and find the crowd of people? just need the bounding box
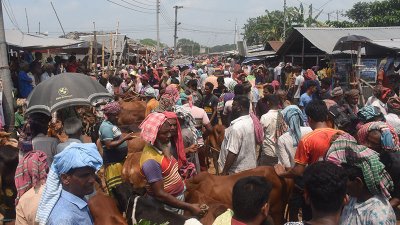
[6,51,400,225]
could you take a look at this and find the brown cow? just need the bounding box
[118,100,146,125]
[121,152,147,191]
[205,124,225,175]
[185,166,294,225]
[88,192,128,225]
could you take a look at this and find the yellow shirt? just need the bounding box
[145,98,159,117]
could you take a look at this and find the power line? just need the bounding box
[4,0,19,29]
[105,0,155,14]
[119,0,155,11]
[125,0,156,7]
[2,0,21,31]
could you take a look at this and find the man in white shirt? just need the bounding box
[293,69,304,105]
[274,62,284,82]
[259,95,282,166]
[219,96,256,175]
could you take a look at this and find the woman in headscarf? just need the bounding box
[98,102,135,209]
[325,133,396,224]
[276,105,312,168]
[139,112,204,216]
[357,121,400,208]
[15,151,48,225]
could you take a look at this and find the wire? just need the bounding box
[105,0,155,14]
[125,0,156,7]
[2,1,21,31]
[4,0,19,29]
[119,0,155,11]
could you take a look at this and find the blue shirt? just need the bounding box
[18,71,33,98]
[47,190,93,225]
[299,93,313,123]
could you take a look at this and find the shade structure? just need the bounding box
[333,35,371,52]
[26,73,113,115]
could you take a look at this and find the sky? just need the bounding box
[3,0,370,47]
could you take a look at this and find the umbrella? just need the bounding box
[332,35,371,52]
[171,58,192,66]
[26,73,113,115]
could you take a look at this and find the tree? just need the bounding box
[328,0,400,27]
[139,38,165,48]
[209,44,236,53]
[177,38,200,56]
[243,4,325,45]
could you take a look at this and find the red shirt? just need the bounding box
[231,218,247,225]
[294,128,338,165]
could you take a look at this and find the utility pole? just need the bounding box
[283,0,287,40]
[113,21,119,71]
[93,22,97,68]
[25,8,29,33]
[336,10,340,22]
[156,0,160,60]
[0,0,15,132]
[38,22,40,34]
[173,5,183,58]
[50,2,65,36]
[234,18,238,51]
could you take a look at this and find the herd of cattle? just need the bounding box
[0,96,294,225]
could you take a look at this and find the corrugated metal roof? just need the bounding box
[294,27,400,54]
[370,39,400,50]
[267,41,283,52]
[6,29,82,49]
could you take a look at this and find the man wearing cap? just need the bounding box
[139,74,152,96]
[56,117,83,154]
[98,102,135,208]
[330,86,344,104]
[36,143,103,225]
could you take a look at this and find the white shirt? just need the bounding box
[223,100,233,116]
[276,126,313,167]
[274,66,282,80]
[370,98,388,115]
[218,115,256,174]
[260,109,279,157]
[106,82,113,94]
[294,75,304,99]
[40,72,53,82]
[385,113,400,135]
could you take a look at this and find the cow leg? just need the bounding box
[197,145,209,172]
[111,182,134,213]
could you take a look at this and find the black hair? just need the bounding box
[263,84,274,94]
[205,82,214,90]
[98,77,107,88]
[217,76,224,83]
[110,76,123,87]
[303,161,347,214]
[232,176,272,221]
[321,77,332,87]
[29,113,51,137]
[233,95,250,112]
[306,80,317,90]
[187,79,198,89]
[234,84,245,95]
[305,100,329,122]
[341,162,366,184]
[266,95,280,107]
[170,77,180,85]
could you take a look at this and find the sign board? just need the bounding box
[360,59,377,83]
[335,59,352,83]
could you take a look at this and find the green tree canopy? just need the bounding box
[177,38,201,56]
[327,0,400,27]
[139,38,165,48]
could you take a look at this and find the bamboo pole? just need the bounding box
[102,39,105,69]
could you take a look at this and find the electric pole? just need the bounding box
[156,0,160,60]
[93,22,97,68]
[50,2,65,36]
[0,0,15,132]
[336,10,339,22]
[25,8,29,33]
[173,5,183,58]
[283,0,287,40]
[234,18,238,51]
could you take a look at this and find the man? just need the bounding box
[36,143,103,225]
[187,79,203,108]
[213,176,273,225]
[219,96,257,175]
[255,84,274,119]
[343,89,360,114]
[30,113,60,165]
[203,82,219,126]
[275,100,337,178]
[139,74,153,96]
[340,162,395,224]
[56,117,83,153]
[385,96,400,134]
[223,84,245,127]
[18,62,34,98]
[274,62,284,82]
[284,161,348,225]
[139,113,204,216]
[299,80,317,123]
[259,95,287,166]
[98,102,135,209]
[15,151,48,225]
[330,86,344,104]
[144,88,159,117]
[276,105,312,168]
[293,67,304,105]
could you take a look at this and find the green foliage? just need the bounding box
[140,38,166,48]
[177,38,201,56]
[208,44,236,53]
[329,0,400,27]
[243,4,325,45]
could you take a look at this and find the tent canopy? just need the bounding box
[6,29,83,50]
